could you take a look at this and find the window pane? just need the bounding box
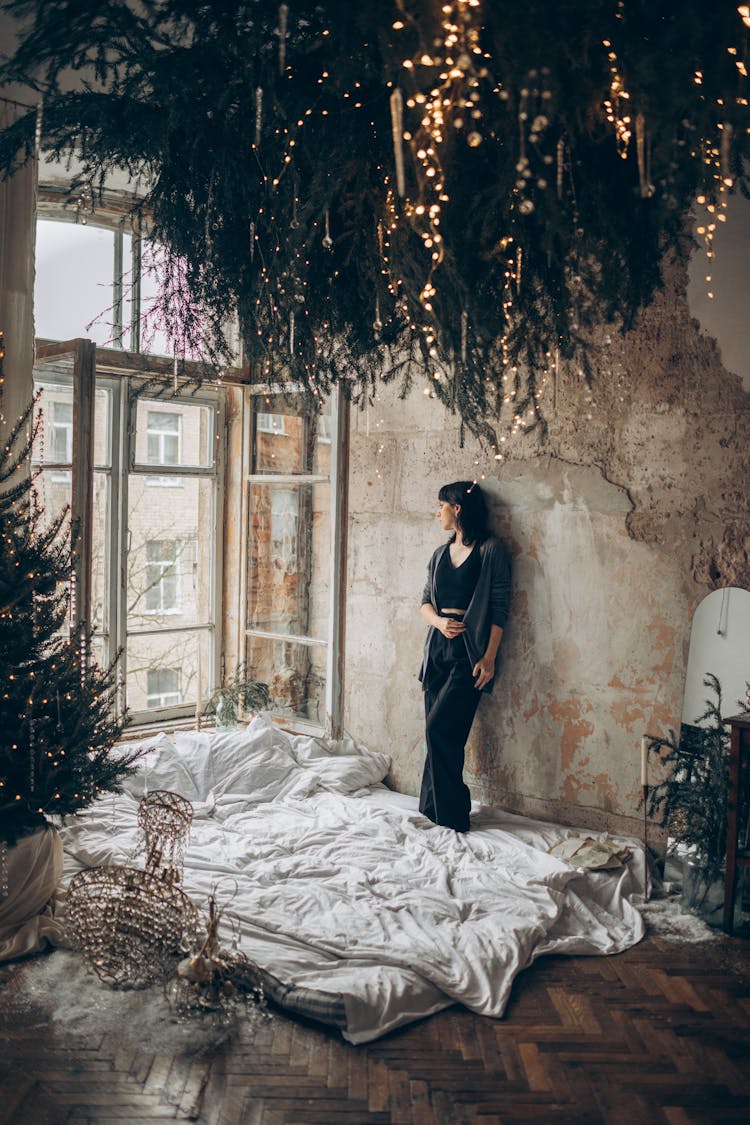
[90,633,108,672]
[127,629,210,713]
[31,469,71,526]
[246,634,326,726]
[134,399,213,469]
[35,221,116,346]
[251,395,332,475]
[147,667,181,708]
[138,240,177,358]
[94,385,112,469]
[33,376,73,467]
[127,477,213,628]
[247,480,330,640]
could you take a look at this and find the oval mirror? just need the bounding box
[682,587,750,726]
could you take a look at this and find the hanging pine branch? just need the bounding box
[1,1,748,446]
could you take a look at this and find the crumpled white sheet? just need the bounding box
[59,717,645,1043]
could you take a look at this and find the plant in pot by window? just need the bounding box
[646,673,750,927]
[203,665,271,731]
[0,361,144,962]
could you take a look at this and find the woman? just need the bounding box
[418,481,511,832]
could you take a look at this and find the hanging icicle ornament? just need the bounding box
[278,4,289,75]
[389,87,406,198]
[254,87,263,147]
[556,137,565,199]
[460,310,468,365]
[373,296,383,339]
[289,310,295,355]
[721,121,733,185]
[634,112,654,198]
[249,220,255,262]
[34,98,43,158]
[28,714,35,793]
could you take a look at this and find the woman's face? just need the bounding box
[437,499,460,532]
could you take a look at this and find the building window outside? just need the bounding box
[146,410,182,486]
[50,399,73,483]
[51,400,73,460]
[256,412,287,435]
[147,411,181,466]
[145,539,181,613]
[147,668,181,709]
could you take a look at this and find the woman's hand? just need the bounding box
[437,616,466,638]
[472,654,495,690]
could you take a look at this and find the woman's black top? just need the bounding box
[435,542,481,610]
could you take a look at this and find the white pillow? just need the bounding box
[118,733,205,802]
[289,731,391,793]
[175,718,316,804]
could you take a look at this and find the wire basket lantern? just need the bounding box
[65,864,202,988]
[137,789,193,881]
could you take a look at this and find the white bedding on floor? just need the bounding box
[59,717,645,1043]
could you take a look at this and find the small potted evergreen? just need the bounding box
[646,673,750,925]
[202,665,271,730]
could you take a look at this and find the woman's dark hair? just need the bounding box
[438,480,490,545]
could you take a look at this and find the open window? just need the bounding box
[243,388,347,735]
[33,207,347,733]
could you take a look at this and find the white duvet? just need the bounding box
[59,717,645,1043]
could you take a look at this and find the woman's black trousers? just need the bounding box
[419,630,481,832]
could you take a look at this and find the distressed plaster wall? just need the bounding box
[343,247,750,835]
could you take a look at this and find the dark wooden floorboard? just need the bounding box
[1,932,749,1124]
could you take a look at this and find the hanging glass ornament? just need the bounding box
[322,210,333,250]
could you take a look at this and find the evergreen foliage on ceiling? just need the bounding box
[1,0,749,445]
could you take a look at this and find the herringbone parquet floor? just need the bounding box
[1,929,749,1125]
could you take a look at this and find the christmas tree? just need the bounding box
[0,334,141,846]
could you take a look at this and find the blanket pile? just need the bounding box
[59,717,645,1042]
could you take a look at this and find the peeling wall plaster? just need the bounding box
[343,250,750,835]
